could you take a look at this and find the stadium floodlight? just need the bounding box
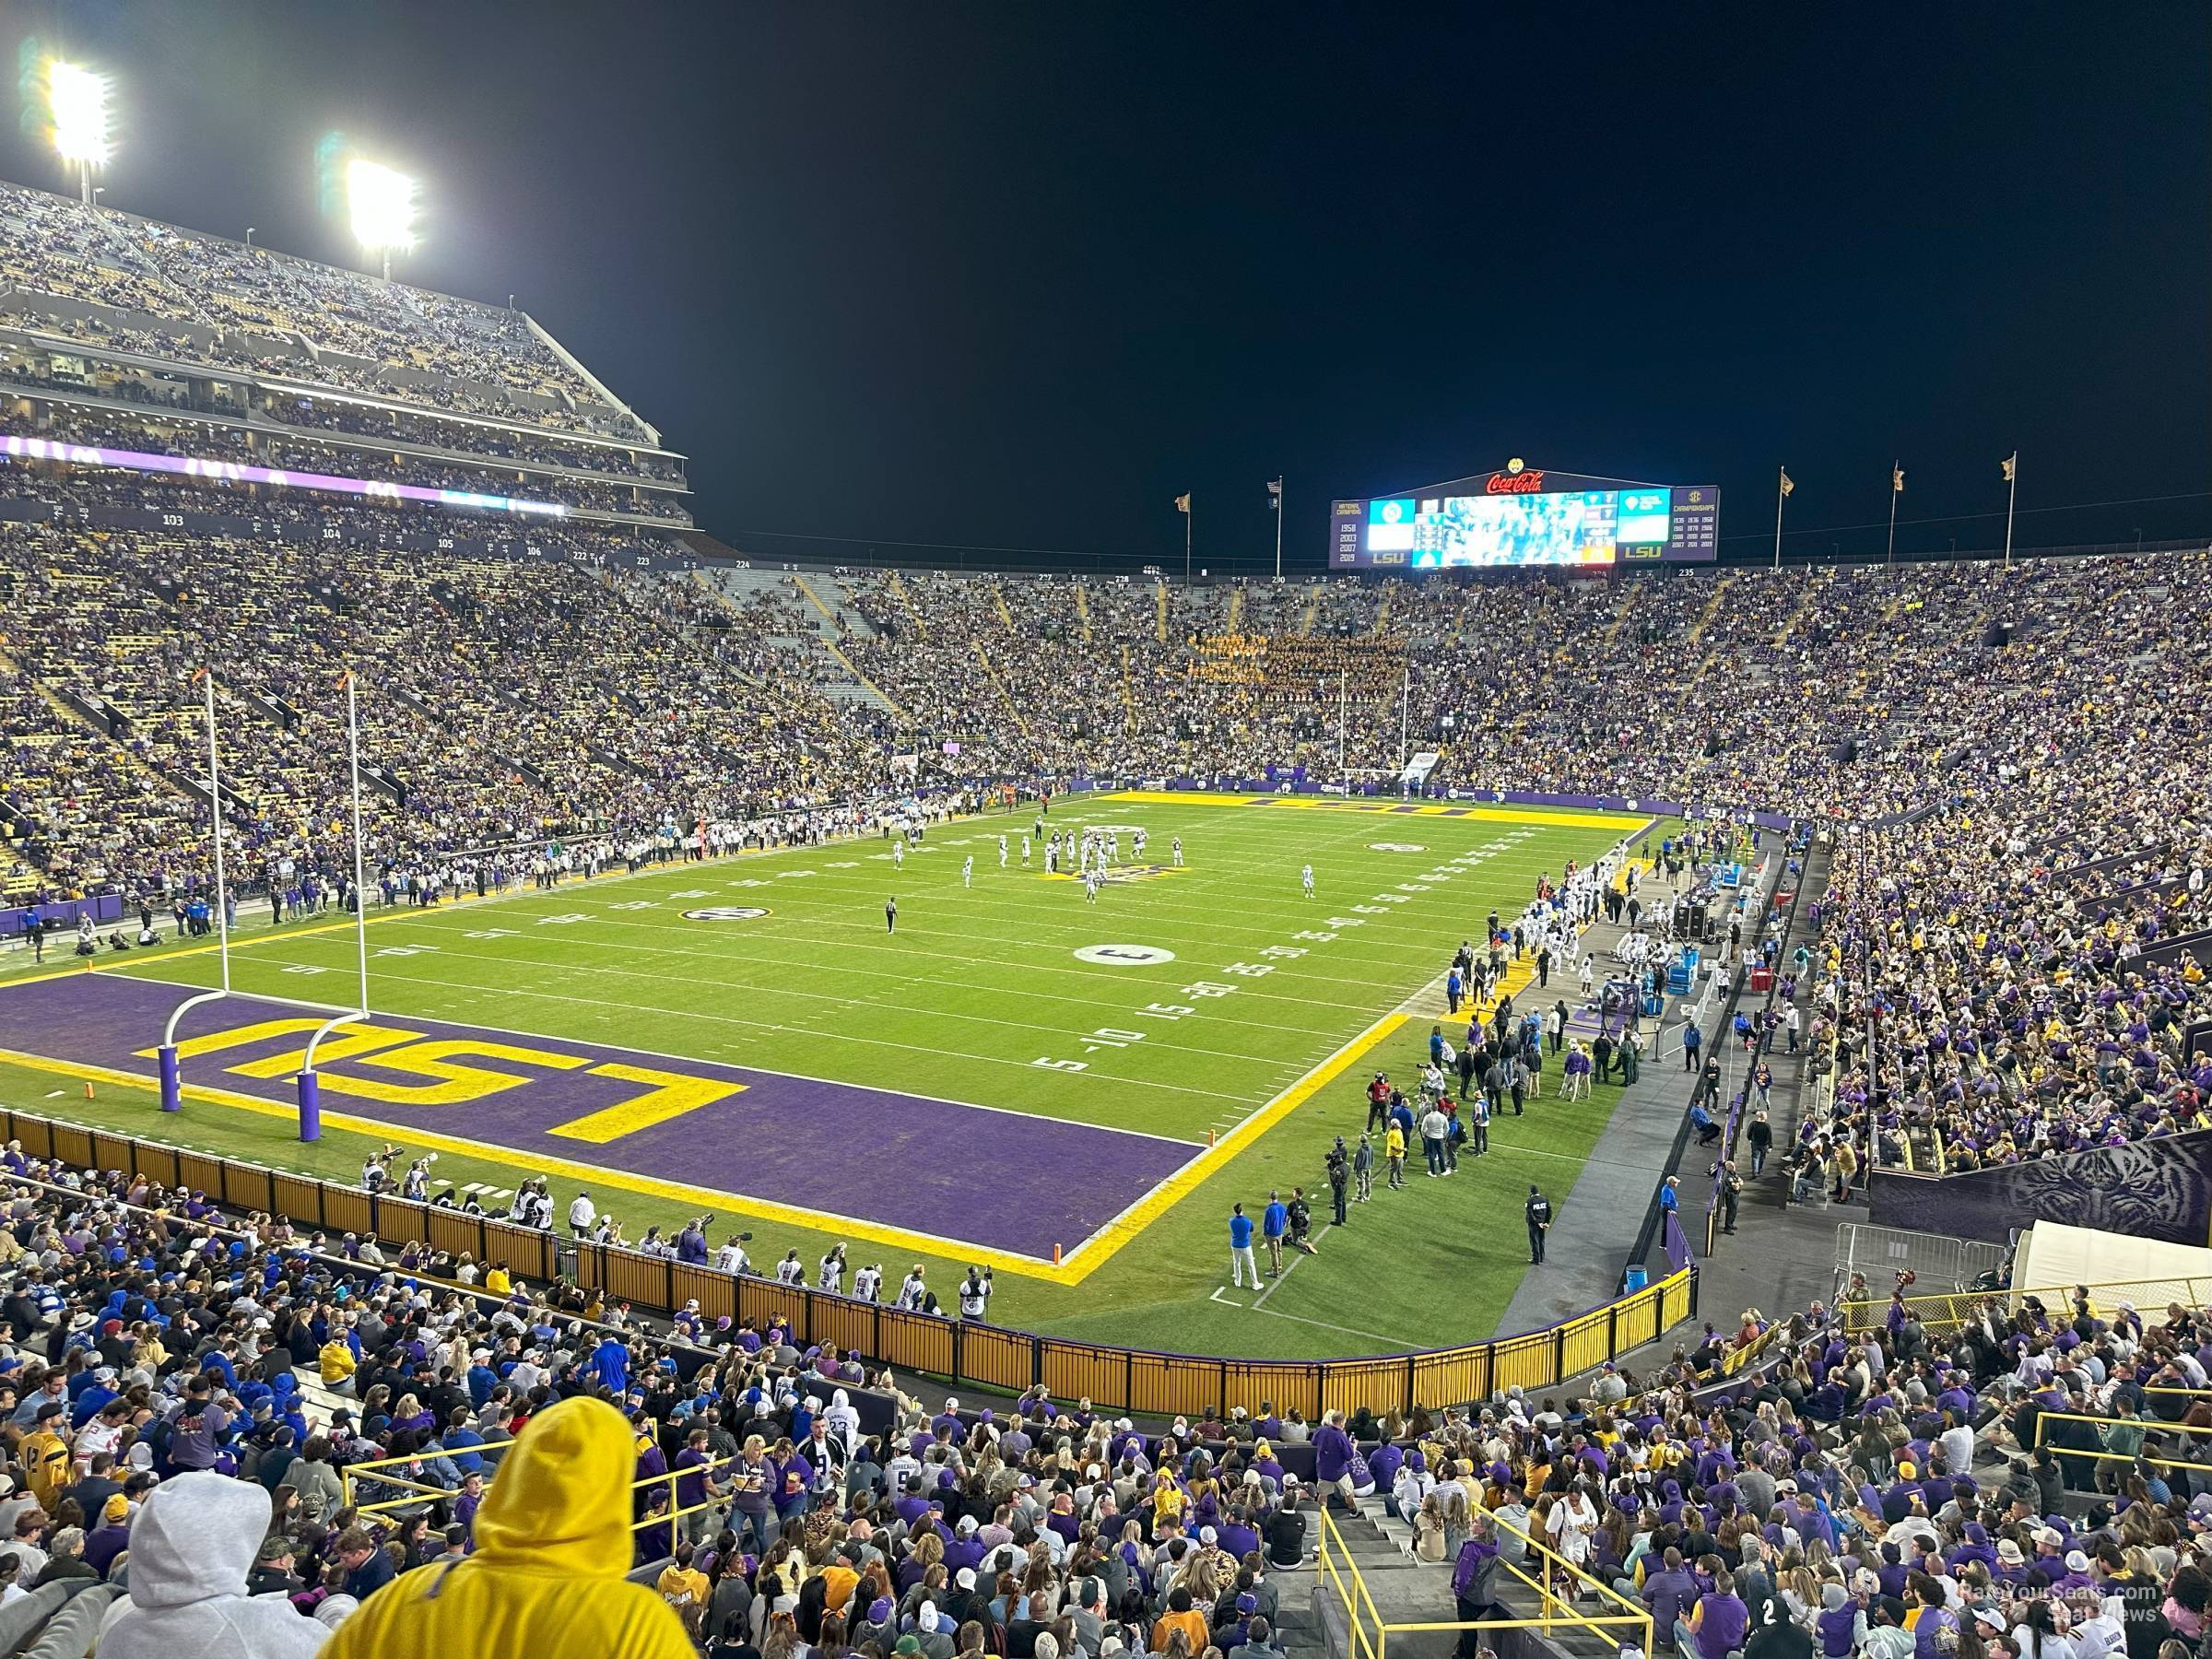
[46,60,112,204]
[345,158,418,280]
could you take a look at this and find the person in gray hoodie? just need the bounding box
[97,1471,326,1659]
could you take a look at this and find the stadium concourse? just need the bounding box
[0,174,2207,1657]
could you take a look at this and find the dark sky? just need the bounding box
[6,2,2208,569]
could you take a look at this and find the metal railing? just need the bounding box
[2030,1410,2212,1477]
[1314,1503,1653,1659]
[343,1438,763,1534]
[1838,1275,2212,1339]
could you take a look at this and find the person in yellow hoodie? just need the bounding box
[319,1394,693,1659]
[317,1335,357,1395]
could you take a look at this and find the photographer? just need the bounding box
[958,1265,992,1321]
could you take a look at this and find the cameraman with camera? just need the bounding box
[958,1265,992,1321]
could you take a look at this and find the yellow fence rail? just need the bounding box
[1314,1504,1653,1659]
[342,1438,764,1533]
[1840,1274,2212,1339]
[2030,1410,2212,1476]
[4,1109,1697,1418]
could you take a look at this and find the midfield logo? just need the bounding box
[1043,864,1189,887]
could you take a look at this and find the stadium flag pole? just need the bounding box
[1773,466,1793,570]
[1270,477,1284,579]
[1398,667,1409,779]
[1886,462,1903,567]
[296,670,372,1142]
[2001,452,2018,571]
[158,669,237,1112]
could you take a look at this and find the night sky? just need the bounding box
[5,2,2207,570]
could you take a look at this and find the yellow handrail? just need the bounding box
[342,1440,770,1535]
[1313,1503,1654,1659]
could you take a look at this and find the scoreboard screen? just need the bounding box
[1331,465,1719,570]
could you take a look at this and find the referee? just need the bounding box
[1524,1183,1552,1265]
[886,896,897,934]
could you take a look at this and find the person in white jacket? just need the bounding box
[98,1471,326,1659]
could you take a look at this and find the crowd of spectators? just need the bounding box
[9,1137,2212,1659]
[0,178,650,443]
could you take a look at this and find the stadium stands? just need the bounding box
[6,168,2212,1655]
[9,1132,2212,1659]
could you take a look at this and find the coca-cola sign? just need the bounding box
[1485,469,1546,495]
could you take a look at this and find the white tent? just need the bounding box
[2013,1221,2212,1308]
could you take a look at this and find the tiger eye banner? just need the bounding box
[1868,1129,2212,1247]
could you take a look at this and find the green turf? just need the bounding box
[4,793,1660,1359]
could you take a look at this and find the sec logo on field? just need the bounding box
[682,906,771,922]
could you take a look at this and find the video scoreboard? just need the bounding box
[1330,463,1719,570]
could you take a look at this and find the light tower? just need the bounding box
[345,158,418,281]
[46,60,112,206]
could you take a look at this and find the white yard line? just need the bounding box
[1208,1283,1415,1349]
[1253,1221,1333,1305]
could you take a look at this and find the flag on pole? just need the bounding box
[1778,468,1794,498]
[1891,465,1905,494]
[2000,452,2017,483]
[1173,494,1191,513]
[1267,477,1282,510]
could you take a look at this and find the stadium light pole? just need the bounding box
[346,158,418,282]
[46,61,112,206]
[157,670,238,1112]
[296,672,373,1141]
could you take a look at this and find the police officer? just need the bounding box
[1325,1138,1350,1225]
[1524,1183,1552,1265]
[1717,1159,1743,1235]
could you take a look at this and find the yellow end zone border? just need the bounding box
[1102,790,1651,831]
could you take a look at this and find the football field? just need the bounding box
[0,792,1659,1359]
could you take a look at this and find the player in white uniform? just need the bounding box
[1302,863,1315,898]
[1044,841,1057,874]
[1020,836,1031,866]
[962,854,973,888]
[1171,835,1183,867]
[1084,868,1101,904]
[997,834,1008,868]
[892,838,904,870]
[1134,829,1147,858]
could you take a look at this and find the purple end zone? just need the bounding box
[0,972,1194,1261]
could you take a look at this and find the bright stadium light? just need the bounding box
[46,60,112,203]
[346,158,418,280]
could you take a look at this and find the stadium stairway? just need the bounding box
[1304,1503,1630,1659]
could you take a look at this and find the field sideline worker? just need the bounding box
[319,1395,692,1659]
